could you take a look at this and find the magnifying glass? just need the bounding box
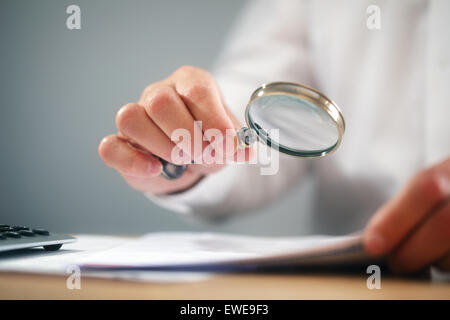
[160,82,345,180]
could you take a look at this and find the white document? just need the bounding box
[0,235,123,274]
[0,235,211,282]
[78,232,374,270]
[0,232,376,282]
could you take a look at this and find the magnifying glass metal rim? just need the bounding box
[244,81,346,158]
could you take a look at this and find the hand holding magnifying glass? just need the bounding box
[160,82,345,180]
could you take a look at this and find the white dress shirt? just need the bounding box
[148,0,450,234]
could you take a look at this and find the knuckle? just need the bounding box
[145,86,175,117]
[176,65,209,77]
[415,170,448,204]
[115,103,140,132]
[182,82,213,103]
[177,65,196,75]
[174,65,214,85]
[140,81,162,101]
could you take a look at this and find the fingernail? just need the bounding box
[147,160,161,176]
[364,231,385,257]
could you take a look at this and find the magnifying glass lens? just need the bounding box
[246,83,344,157]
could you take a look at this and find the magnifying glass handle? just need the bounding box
[237,127,258,149]
[158,128,256,180]
[158,157,188,180]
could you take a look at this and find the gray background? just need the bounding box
[0,0,313,236]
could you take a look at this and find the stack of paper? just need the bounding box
[0,232,378,282]
[79,232,374,270]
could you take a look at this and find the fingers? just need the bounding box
[388,200,450,273]
[100,66,251,195]
[170,66,237,158]
[364,158,450,257]
[99,134,206,194]
[140,84,207,164]
[115,103,182,163]
[98,135,162,177]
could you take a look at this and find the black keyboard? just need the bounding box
[0,224,76,253]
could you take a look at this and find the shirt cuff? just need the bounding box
[145,164,239,220]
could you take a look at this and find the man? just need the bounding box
[98,0,449,274]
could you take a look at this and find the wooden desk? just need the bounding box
[0,271,449,299]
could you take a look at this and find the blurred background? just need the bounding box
[0,0,315,235]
